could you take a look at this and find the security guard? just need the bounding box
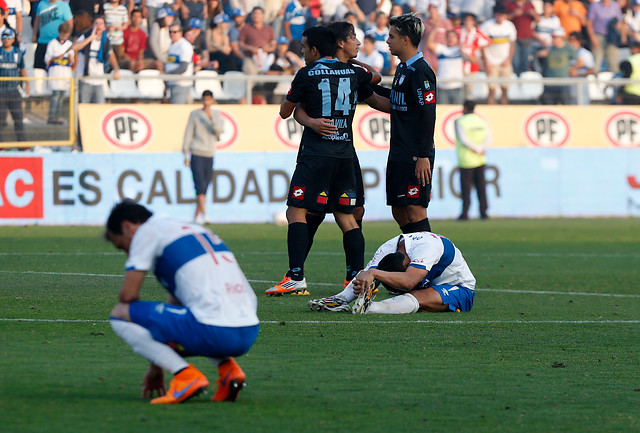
[619,41,640,105]
[0,27,28,143]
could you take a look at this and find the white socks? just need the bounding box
[335,281,357,302]
[110,319,189,374]
[366,293,420,314]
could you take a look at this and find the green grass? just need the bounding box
[1,219,639,433]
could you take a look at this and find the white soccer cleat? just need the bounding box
[352,281,377,314]
[308,296,351,312]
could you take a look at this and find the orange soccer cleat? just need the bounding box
[150,364,210,404]
[212,358,246,402]
[265,275,308,296]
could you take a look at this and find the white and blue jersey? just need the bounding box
[165,38,194,87]
[125,216,259,328]
[366,232,476,291]
[284,0,310,41]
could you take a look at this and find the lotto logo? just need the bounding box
[407,185,420,198]
[0,157,44,219]
[424,91,435,104]
[291,186,305,199]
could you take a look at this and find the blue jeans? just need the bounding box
[79,82,106,104]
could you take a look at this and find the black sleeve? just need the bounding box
[357,84,374,102]
[414,68,436,159]
[370,84,391,99]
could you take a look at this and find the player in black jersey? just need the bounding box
[386,13,437,234]
[292,21,390,289]
[266,26,376,296]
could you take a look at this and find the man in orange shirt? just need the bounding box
[553,0,587,36]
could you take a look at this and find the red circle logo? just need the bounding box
[274,114,302,150]
[101,108,153,150]
[357,109,390,149]
[216,110,239,150]
[604,110,640,148]
[523,110,570,147]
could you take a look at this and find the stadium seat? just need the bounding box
[597,71,615,101]
[518,71,544,101]
[194,70,227,100]
[507,72,524,101]
[108,69,141,99]
[587,74,605,102]
[136,69,165,100]
[469,71,489,101]
[222,71,247,101]
[29,67,52,97]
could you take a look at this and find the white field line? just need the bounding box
[2,270,640,298]
[2,318,640,325]
[0,251,638,258]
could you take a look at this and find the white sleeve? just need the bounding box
[365,236,401,270]
[124,222,161,271]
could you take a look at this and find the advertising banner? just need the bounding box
[1,148,639,225]
[79,104,640,154]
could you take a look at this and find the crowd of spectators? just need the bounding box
[0,0,639,107]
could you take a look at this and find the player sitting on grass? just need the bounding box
[106,200,259,404]
[308,231,476,314]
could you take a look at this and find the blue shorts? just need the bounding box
[128,301,259,358]
[431,285,475,312]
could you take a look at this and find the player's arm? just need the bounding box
[363,91,390,113]
[118,270,146,303]
[293,103,337,136]
[354,266,427,295]
[414,71,436,186]
[281,70,304,118]
[280,99,297,119]
[349,58,381,85]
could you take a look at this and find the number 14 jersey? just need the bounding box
[286,58,373,159]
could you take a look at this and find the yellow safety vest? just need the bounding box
[624,53,640,97]
[455,113,488,169]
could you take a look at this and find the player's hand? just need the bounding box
[141,364,165,398]
[415,157,431,187]
[353,270,374,296]
[307,117,338,137]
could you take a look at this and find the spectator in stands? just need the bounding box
[45,22,74,124]
[460,0,493,23]
[366,11,393,74]
[4,0,22,43]
[205,12,237,73]
[283,0,314,43]
[459,13,490,99]
[73,9,94,37]
[261,36,303,102]
[0,27,27,143]
[146,0,177,28]
[568,31,595,104]
[204,0,222,22]
[534,1,562,72]
[427,28,465,104]
[357,0,378,22]
[181,0,207,22]
[618,39,640,103]
[120,8,161,71]
[344,11,365,44]
[587,0,623,73]
[355,34,384,73]
[164,23,194,103]
[481,4,517,104]
[149,7,176,62]
[421,0,453,74]
[74,15,121,103]
[554,0,587,38]
[538,27,581,104]
[32,0,74,71]
[238,6,276,75]
[184,17,206,71]
[505,0,539,75]
[104,0,129,60]
[69,0,103,18]
[228,8,246,71]
[625,0,640,43]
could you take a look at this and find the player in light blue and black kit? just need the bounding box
[267,26,376,295]
[0,27,28,142]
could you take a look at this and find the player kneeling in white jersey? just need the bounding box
[106,200,259,404]
[308,232,476,314]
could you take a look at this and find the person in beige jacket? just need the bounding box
[183,90,225,224]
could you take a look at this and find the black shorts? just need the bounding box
[190,154,214,195]
[287,155,357,214]
[354,153,365,207]
[385,160,432,207]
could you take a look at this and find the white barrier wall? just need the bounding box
[1,148,639,225]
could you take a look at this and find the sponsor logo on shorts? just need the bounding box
[292,186,305,199]
[317,191,328,204]
[424,91,435,104]
[407,185,420,198]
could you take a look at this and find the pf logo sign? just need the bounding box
[357,109,390,149]
[524,110,570,147]
[0,157,43,219]
[605,111,640,147]
[274,114,303,150]
[102,107,153,150]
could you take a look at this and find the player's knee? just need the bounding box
[110,303,131,321]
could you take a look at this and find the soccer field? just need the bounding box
[1,219,639,433]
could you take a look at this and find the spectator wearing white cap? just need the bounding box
[421,0,453,73]
[149,6,176,62]
[537,27,582,104]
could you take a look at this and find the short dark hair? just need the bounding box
[303,26,337,58]
[202,89,213,98]
[463,99,476,112]
[376,252,406,291]
[131,8,143,17]
[389,13,424,47]
[105,200,153,237]
[364,34,376,43]
[327,21,354,43]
